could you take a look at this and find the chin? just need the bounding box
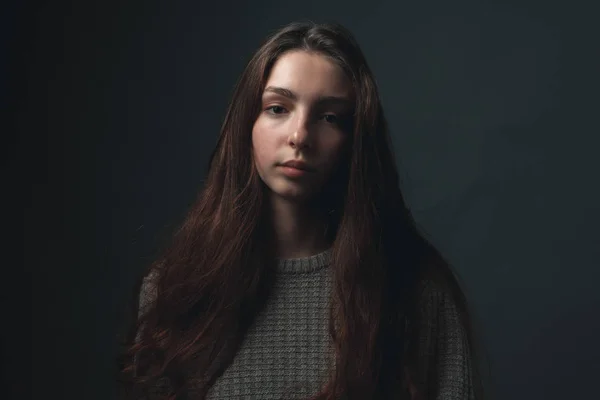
[268,180,316,203]
[274,189,313,203]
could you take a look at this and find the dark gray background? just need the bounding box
[11,0,598,399]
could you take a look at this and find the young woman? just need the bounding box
[118,21,485,400]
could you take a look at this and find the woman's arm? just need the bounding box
[411,279,475,400]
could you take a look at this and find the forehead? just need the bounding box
[264,50,353,100]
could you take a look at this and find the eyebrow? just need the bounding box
[263,86,353,108]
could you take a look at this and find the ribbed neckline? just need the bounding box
[276,248,332,274]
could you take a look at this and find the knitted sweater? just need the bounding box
[138,249,474,399]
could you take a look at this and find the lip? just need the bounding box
[279,160,314,171]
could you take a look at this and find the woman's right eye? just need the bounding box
[266,105,287,115]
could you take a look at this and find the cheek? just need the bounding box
[251,124,275,172]
[321,134,348,167]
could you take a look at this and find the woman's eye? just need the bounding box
[266,105,287,114]
[322,114,338,124]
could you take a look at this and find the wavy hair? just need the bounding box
[117,21,485,400]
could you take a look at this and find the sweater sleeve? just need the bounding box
[412,280,475,400]
[134,271,159,376]
[138,271,158,319]
[135,271,159,343]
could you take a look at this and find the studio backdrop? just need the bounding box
[16,0,598,399]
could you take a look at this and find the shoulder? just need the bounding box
[414,252,467,314]
[413,278,464,334]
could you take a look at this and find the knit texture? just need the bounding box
[207,249,334,399]
[137,249,474,399]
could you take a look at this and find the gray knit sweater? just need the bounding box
[138,249,474,399]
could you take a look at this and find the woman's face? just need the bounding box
[252,50,354,203]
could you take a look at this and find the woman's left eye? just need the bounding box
[322,114,338,124]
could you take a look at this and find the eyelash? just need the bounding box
[264,105,340,124]
[265,105,287,115]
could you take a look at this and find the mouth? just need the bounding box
[279,160,314,172]
[277,160,315,178]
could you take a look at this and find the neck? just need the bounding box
[268,195,330,259]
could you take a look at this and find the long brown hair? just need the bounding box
[117,21,485,399]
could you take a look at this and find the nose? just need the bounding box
[287,114,312,150]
